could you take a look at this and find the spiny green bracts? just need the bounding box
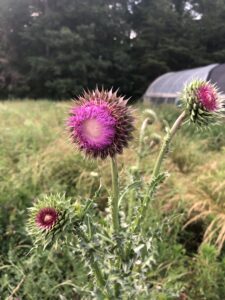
[181,79,224,127]
[27,194,82,248]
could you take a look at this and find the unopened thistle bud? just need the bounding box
[181,80,224,126]
[67,88,134,159]
[143,109,158,124]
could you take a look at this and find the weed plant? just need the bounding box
[1,82,225,299]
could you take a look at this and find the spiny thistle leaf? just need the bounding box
[148,172,169,198]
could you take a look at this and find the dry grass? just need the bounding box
[183,155,225,252]
[1,100,225,252]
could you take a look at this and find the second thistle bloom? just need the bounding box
[27,194,80,247]
[181,80,224,126]
[35,207,59,230]
[68,89,134,159]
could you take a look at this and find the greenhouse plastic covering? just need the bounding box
[144,64,219,101]
[210,64,225,93]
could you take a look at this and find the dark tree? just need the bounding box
[0,0,225,100]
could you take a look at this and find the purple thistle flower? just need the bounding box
[197,84,218,112]
[70,103,116,150]
[181,80,224,126]
[68,89,134,159]
[35,207,59,230]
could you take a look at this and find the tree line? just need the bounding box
[0,0,225,100]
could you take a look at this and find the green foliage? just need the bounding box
[0,0,133,99]
[189,244,225,300]
[171,137,202,173]
[1,102,225,299]
[1,247,86,299]
[1,0,225,99]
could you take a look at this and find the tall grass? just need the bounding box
[1,101,225,299]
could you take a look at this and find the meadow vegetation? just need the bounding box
[1,101,225,299]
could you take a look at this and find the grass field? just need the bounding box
[1,100,225,299]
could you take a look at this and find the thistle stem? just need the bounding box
[137,117,150,169]
[76,228,107,294]
[91,258,106,288]
[110,156,120,233]
[151,111,186,179]
[135,111,186,231]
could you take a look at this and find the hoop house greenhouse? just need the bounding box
[144,64,225,104]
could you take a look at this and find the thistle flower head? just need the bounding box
[35,207,59,230]
[181,80,224,126]
[27,194,80,248]
[197,84,218,111]
[67,88,134,159]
